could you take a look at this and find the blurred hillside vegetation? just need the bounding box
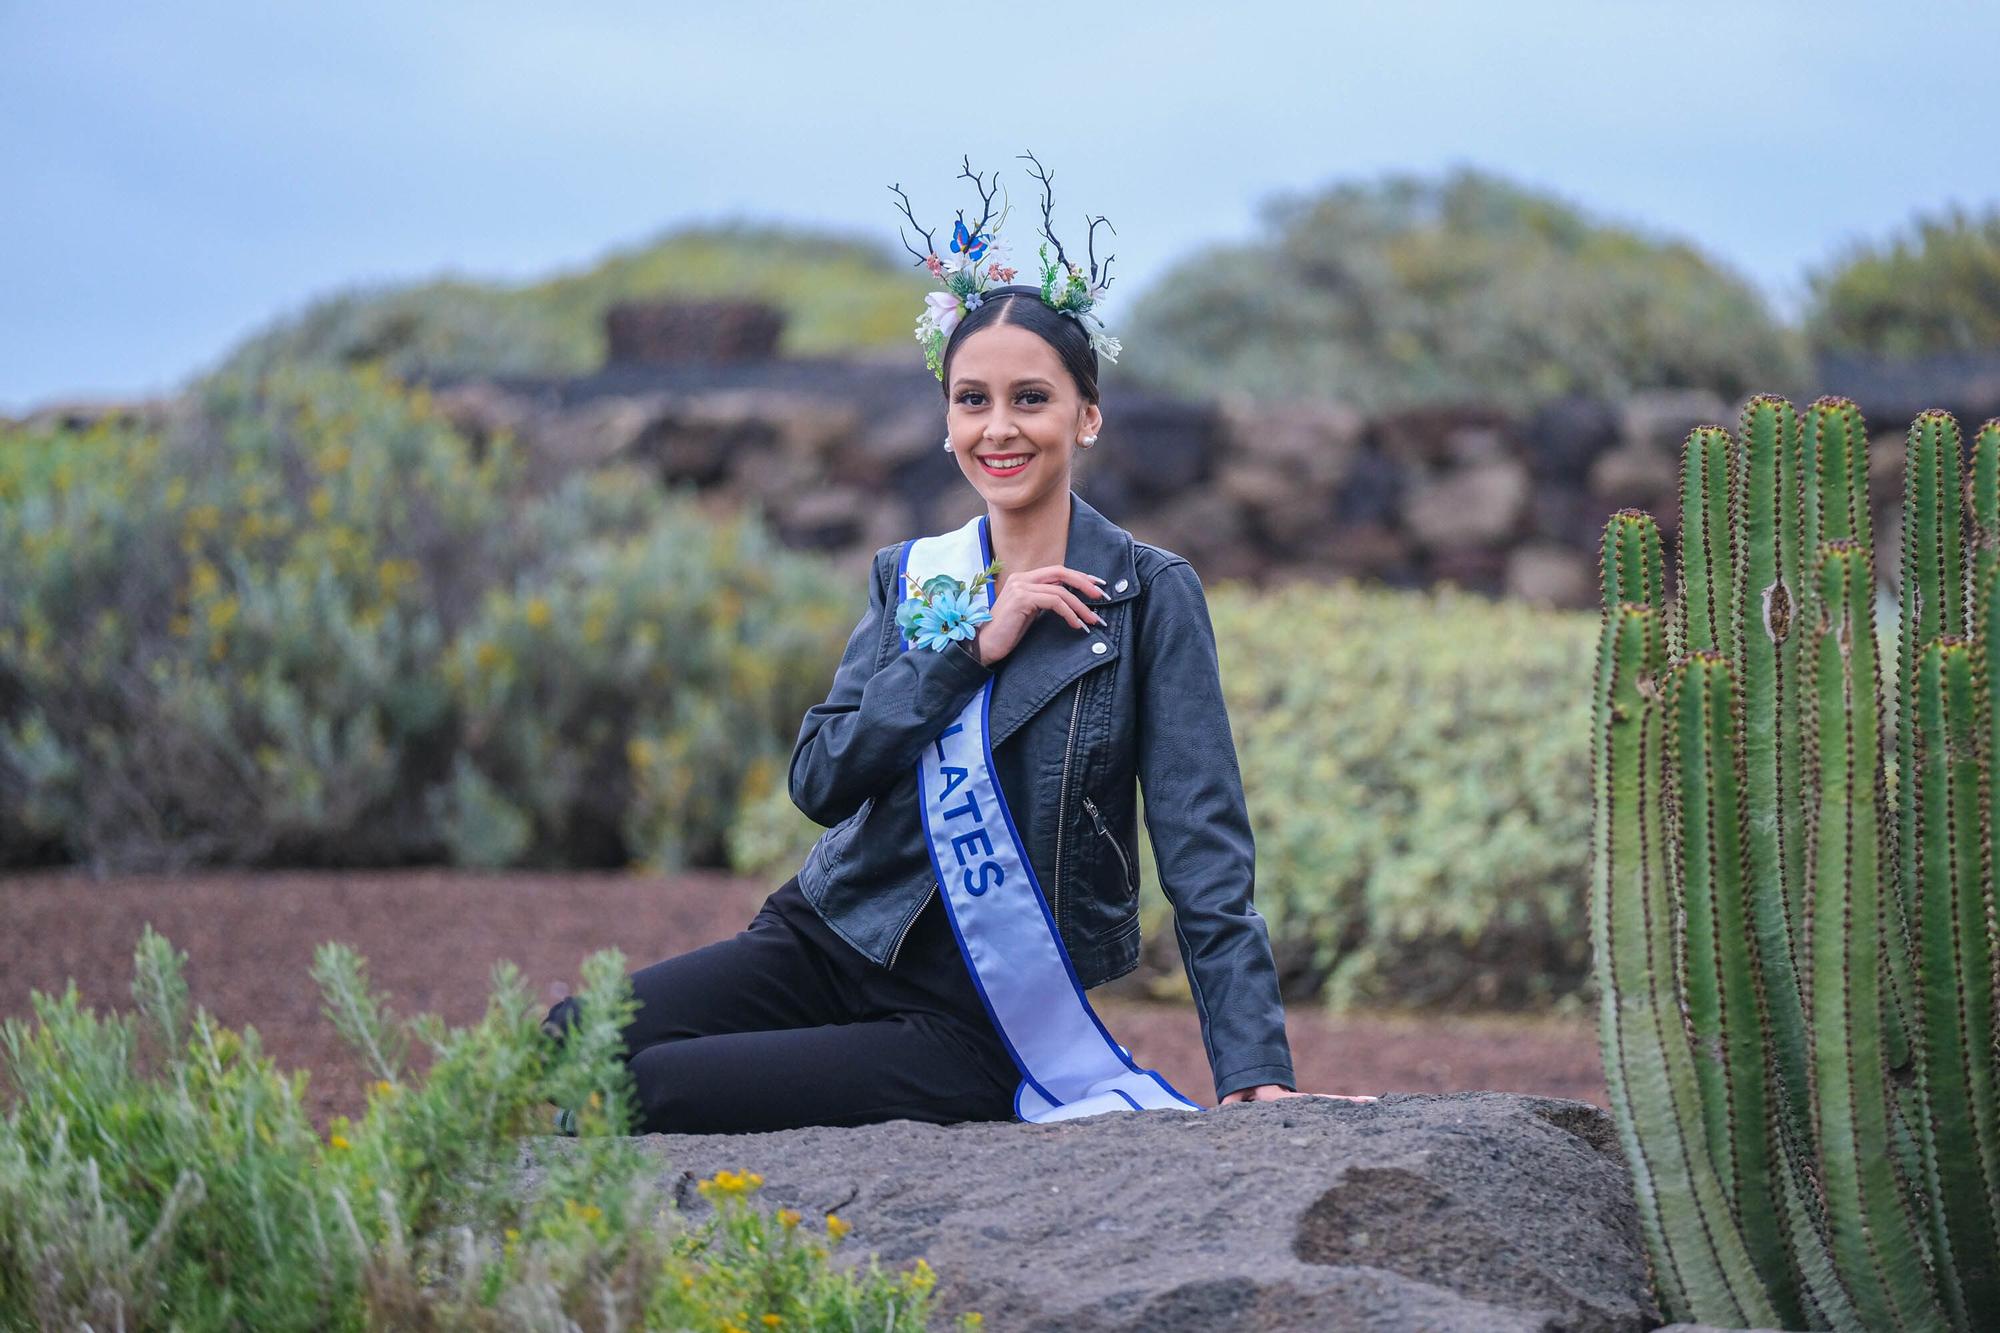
[1804,201,2000,358]
[201,168,2000,416]
[1122,168,1811,412]
[209,222,936,387]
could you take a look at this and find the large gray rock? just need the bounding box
[1618,388,1730,454]
[1403,459,1532,548]
[526,1091,1663,1332]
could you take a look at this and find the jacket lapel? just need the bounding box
[984,489,1140,750]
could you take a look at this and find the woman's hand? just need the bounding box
[1220,1084,1378,1105]
[970,565,1108,666]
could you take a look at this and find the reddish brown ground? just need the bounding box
[0,868,1607,1131]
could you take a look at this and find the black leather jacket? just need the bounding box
[787,489,1295,1103]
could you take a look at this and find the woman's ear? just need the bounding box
[1081,401,1103,441]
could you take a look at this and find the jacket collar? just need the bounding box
[1053,488,1140,606]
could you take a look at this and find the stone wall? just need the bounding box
[429,355,1961,611]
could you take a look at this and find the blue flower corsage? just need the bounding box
[895,561,1002,652]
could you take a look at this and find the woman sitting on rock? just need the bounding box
[543,153,1377,1133]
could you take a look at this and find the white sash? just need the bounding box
[899,513,1202,1122]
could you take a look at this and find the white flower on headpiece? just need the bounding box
[939,253,967,275]
[921,290,965,339]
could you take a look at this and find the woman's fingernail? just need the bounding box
[1089,574,1106,582]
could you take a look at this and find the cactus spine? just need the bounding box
[1591,397,2000,1330]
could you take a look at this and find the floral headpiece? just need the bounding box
[888,151,1122,382]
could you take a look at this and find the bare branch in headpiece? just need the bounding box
[955,155,1001,245]
[1017,149,1071,272]
[887,183,938,265]
[1083,214,1117,291]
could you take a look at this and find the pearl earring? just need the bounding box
[1080,434,1098,448]
[943,436,953,452]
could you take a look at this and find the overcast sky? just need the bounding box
[4,1,1996,413]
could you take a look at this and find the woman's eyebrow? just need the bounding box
[952,377,1055,389]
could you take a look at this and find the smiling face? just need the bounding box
[945,319,1103,513]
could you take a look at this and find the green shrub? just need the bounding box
[1200,577,1601,1012]
[1805,202,2000,358]
[0,362,852,873]
[1122,166,1809,412]
[0,929,980,1331]
[206,221,931,387]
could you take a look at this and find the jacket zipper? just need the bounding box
[890,676,1087,970]
[885,878,936,971]
[1051,680,1084,936]
[1081,793,1137,896]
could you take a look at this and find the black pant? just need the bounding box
[545,874,1023,1134]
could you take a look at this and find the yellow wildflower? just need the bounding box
[373,1080,395,1097]
[329,1133,351,1151]
[825,1213,851,1239]
[761,1316,783,1328]
[376,558,417,599]
[777,1208,801,1229]
[524,597,552,629]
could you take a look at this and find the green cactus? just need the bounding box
[1910,635,2000,1324]
[1592,398,2000,1331]
[1680,424,1738,660]
[1970,421,1998,605]
[1593,599,1779,1327]
[1806,540,1938,1328]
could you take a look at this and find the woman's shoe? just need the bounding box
[541,997,581,1050]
